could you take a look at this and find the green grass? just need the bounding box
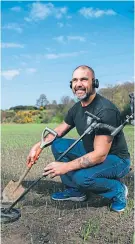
[1,123,134,154]
[1,123,78,149]
[81,218,100,242]
[1,123,133,135]
[1,124,134,244]
[1,123,59,135]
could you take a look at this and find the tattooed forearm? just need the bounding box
[78,156,93,168]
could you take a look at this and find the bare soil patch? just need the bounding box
[1,169,134,244]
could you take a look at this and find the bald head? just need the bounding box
[73,65,95,79]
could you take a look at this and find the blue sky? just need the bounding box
[1,1,134,109]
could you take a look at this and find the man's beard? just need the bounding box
[77,92,91,101]
[76,90,94,102]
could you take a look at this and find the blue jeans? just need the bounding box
[51,138,131,200]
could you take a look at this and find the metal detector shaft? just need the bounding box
[56,123,97,161]
[5,175,45,212]
[111,114,134,137]
[5,121,97,213]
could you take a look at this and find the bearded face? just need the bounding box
[72,68,95,101]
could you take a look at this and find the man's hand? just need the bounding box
[26,142,41,167]
[43,162,68,178]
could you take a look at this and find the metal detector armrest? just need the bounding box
[95,123,116,134]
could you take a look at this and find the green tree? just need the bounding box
[99,82,134,111]
[36,94,49,108]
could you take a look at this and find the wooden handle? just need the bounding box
[14,148,43,193]
[13,167,32,193]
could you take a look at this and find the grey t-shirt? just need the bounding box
[64,94,130,159]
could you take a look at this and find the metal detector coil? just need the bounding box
[1,204,21,224]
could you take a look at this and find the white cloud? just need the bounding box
[26,68,37,74]
[30,2,53,20]
[57,22,64,28]
[53,35,86,43]
[20,54,31,59]
[59,7,67,14]
[2,23,23,33]
[24,17,31,22]
[55,7,67,19]
[66,15,72,19]
[21,62,27,66]
[1,70,20,80]
[10,6,21,12]
[67,36,86,42]
[45,51,87,59]
[45,54,58,59]
[45,47,55,52]
[79,7,117,18]
[1,42,24,48]
[13,54,31,61]
[25,2,68,22]
[53,36,65,44]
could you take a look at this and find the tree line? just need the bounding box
[99,82,134,122]
[1,82,134,124]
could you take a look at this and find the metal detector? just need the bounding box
[1,93,134,224]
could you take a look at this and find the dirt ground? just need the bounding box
[1,170,134,244]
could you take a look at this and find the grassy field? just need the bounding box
[1,123,134,244]
[1,123,134,167]
[1,123,134,149]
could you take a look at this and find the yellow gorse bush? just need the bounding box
[15,111,33,123]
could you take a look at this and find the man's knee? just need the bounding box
[51,138,63,156]
[73,170,95,188]
[51,138,62,151]
[51,138,73,156]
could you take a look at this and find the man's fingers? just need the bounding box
[43,169,54,176]
[34,155,39,161]
[50,173,56,178]
[27,157,36,167]
[26,157,31,166]
[26,155,31,163]
[44,165,53,171]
